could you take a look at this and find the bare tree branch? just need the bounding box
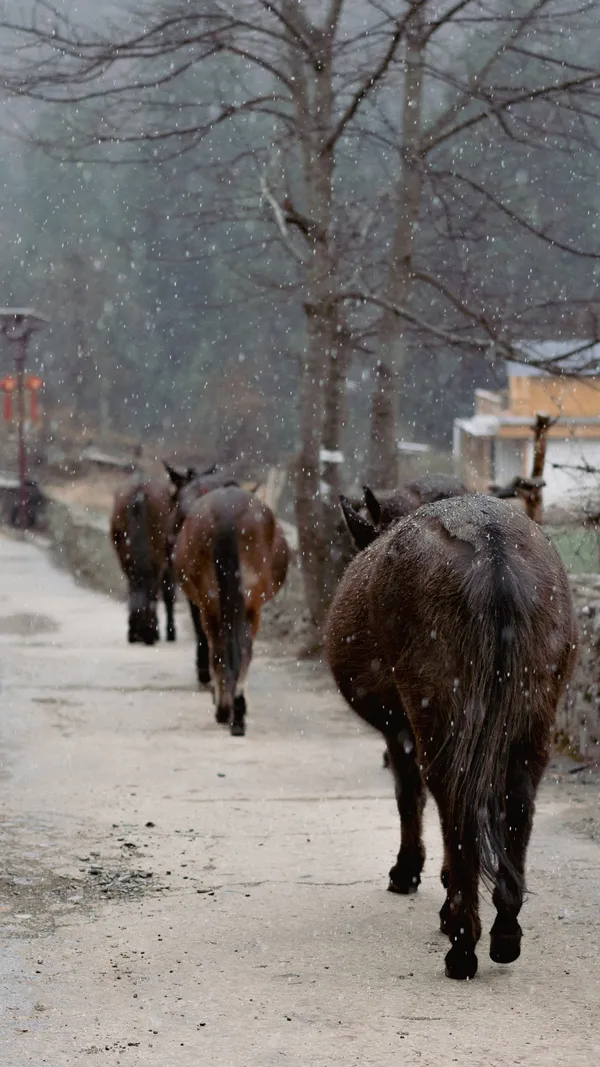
[322,4,413,153]
[431,167,600,258]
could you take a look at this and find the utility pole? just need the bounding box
[0,309,48,529]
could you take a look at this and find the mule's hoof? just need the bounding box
[439,898,451,934]
[440,867,449,890]
[197,671,212,688]
[387,860,421,895]
[445,946,478,980]
[231,695,246,737]
[387,876,419,895]
[490,919,522,964]
[215,707,230,725]
[166,631,176,642]
[382,749,390,769]
[490,935,521,965]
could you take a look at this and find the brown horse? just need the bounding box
[173,485,289,735]
[111,478,177,645]
[164,463,240,686]
[364,473,469,531]
[325,493,577,980]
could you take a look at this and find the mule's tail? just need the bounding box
[213,522,248,692]
[127,485,153,589]
[446,524,539,900]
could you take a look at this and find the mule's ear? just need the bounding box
[163,462,189,490]
[340,495,377,551]
[363,485,381,526]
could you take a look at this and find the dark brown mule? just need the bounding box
[364,473,469,532]
[111,479,177,645]
[325,493,577,980]
[165,463,240,686]
[173,486,289,735]
[363,475,470,770]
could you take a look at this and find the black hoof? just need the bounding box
[440,867,449,890]
[382,749,390,769]
[215,706,230,725]
[439,897,451,934]
[490,918,522,964]
[445,945,478,980]
[197,671,212,688]
[388,856,422,895]
[166,630,176,642]
[490,935,521,965]
[231,695,246,737]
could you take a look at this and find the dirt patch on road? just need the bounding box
[0,821,163,941]
[0,613,59,637]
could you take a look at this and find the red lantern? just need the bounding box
[0,375,17,421]
[25,374,44,423]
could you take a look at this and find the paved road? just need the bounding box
[1,533,599,1066]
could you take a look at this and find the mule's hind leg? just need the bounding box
[230,643,250,736]
[162,565,177,642]
[438,819,452,933]
[188,600,211,686]
[490,742,546,966]
[385,730,426,894]
[336,679,425,892]
[444,827,481,980]
[430,784,481,979]
[230,609,258,737]
[230,656,250,735]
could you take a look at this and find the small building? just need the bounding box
[453,341,600,506]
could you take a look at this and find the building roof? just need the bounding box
[455,414,600,437]
[454,415,501,436]
[508,340,600,377]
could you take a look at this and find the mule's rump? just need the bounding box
[174,486,289,734]
[111,478,176,644]
[174,486,289,611]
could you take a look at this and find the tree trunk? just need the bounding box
[367,360,396,488]
[295,307,329,635]
[525,413,553,523]
[370,10,425,483]
[321,340,350,504]
[289,17,339,636]
[320,338,354,598]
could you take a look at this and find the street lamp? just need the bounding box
[0,309,48,530]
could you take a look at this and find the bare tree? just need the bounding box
[2,0,600,627]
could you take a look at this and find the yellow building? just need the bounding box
[453,342,600,505]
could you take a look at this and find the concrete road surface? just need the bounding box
[1,533,599,1067]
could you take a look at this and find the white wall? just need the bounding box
[494,438,525,485]
[524,437,600,504]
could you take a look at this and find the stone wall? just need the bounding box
[558,576,600,758]
[44,494,125,599]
